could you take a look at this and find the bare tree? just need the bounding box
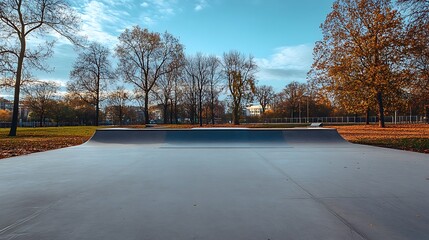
[185,53,217,126]
[283,82,307,118]
[255,85,274,115]
[223,51,258,125]
[154,71,174,124]
[0,0,80,136]
[107,86,129,126]
[116,26,184,124]
[206,55,222,124]
[171,70,185,124]
[155,61,184,124]
[398,0,429,24]
[23,81,59,127]
[68,42,115,126]
[182,66,198,124]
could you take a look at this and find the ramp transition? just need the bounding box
[87,128,347,145]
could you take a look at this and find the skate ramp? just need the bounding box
[1,128,429,240]
[87,128,348,146]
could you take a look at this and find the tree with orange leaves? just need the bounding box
[0,109,11,122]
[310,0,408,127]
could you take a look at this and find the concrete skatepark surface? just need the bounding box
[0,128,428,240]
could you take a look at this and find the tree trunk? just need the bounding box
[163,102,168,124]
[144,91,149,124]
[174,82,179,124]
[169,99,174,124]
[198,92,203,127]
[210,98,215,125]
[425,105,429,124]
[232,100,240,125]
[365,107,370,125]
[233,110,240,125]
[376,91,385,128]
[9,36,26,136]
[174,98,178,124]
[191,102,196,125]
[95,102,99,126]
[95,75,100,126]
[119,106,123,126]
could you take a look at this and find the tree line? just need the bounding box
[1,0,428,136]
[0,78,361,127]
[68,28,260,127]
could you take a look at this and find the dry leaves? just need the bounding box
[331,124,429,141]
[330,124,429,153]
[0,136,90,159]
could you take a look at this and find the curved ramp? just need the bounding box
[87,128,347,145]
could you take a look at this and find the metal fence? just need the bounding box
[246,115,427,124]
[0,122,81,128]
[1,115,428,128]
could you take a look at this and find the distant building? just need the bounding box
[0,98,30,122]
[245,104,271,117]
[0,98,13,111]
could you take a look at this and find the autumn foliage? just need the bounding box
[0,110,11,122]
[332,124,429,153]
[310,0,408,128]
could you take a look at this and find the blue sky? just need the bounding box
[27,0,334,95]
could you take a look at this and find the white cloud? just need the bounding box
[76,0,133,46]
[255,45,314,88]
[160,7,174,15]
[142,16,155,25]
[195,0,208,11]
[152,0,169,7]
[101,0,133,7]
[40,79,68,88]
[0,92,13,100]
[139,0,179,24]
[79,1,117,43]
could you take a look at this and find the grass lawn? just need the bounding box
[0,124,428,159]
